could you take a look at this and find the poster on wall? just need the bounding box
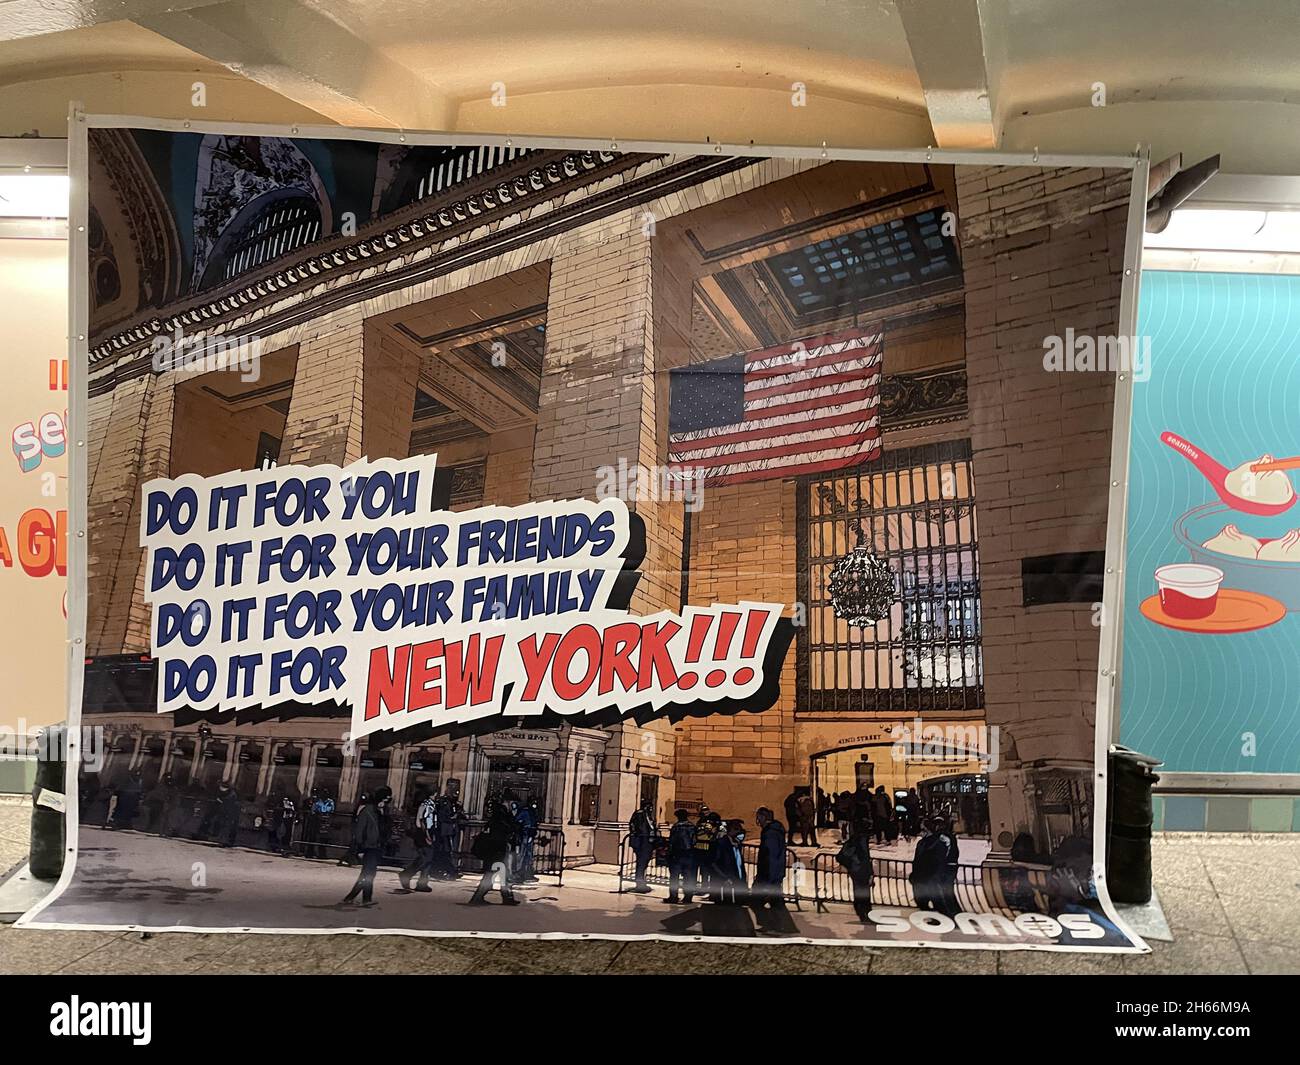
[0,234,68,745]
[21,119,1146,952]
[1123,270,1300,779]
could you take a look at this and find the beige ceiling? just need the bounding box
[0,0,1298,170]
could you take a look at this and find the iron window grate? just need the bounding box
[795,439,984,714]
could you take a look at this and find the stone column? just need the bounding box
[86,372,176,655]
[531,212,692,859]
[956,165,1131,860]
[278,312,422,470]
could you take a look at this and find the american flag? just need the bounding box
[667,328,883,486]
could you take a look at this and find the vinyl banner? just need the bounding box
[24,122,1145,952]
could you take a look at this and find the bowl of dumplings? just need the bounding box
[1178,502,1300,610]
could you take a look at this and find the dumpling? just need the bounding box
[1223,454,1296,506]
[1201,523,1263,559]
[1257,529,1300,561]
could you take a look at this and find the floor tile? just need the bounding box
[0,926,126,974]
[1163,797,1207,831]
[1239,939,1300,975]
[1122,930,1248,975]
[1250,798,1293,834]
[603,940,754,975]
[1206,798,1251,832]
[869,944,998,975]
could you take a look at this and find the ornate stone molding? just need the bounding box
[89,147,632,365]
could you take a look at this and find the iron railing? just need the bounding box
[808,852,1053,917]
[615,834,1054,919]
[616,834,804,908]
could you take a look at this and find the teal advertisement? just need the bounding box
[1122,270,1300,774]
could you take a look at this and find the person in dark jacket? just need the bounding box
[749,807,787,913]
[711,819,748,905]
[872,786,894,845]
[901,788,922,840]
[910,816,955,915]
[513,799,540,883]
[937,817,961,916]
[665,809,697,904]
[693,811,720,900]
[782,789,801,846]
[836,818,876,923]
[433,789,465,879]
[467,801,521,905]
[216,782,241,848]
[111,769,143,830]
[342,786,391,906]
[399,788,437,892]
[627,801,657,893]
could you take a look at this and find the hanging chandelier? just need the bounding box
[828,521,896,628]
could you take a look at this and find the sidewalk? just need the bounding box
[0,796,1295,974]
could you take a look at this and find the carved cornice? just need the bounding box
[88,151,759,397]
[880,365,967,426]
[89,148,636,365]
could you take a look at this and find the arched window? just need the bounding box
[199,188,322,289]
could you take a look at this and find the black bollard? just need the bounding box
[29,724,68,881]
[1106,744,1162,904]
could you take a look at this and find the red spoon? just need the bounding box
[1160,431,1297,516]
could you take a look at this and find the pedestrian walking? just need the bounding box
[910,816,956,916]
[467,801,521,905]
[399,788,438,892]
[836,819,876,923]
[342,786,391,907]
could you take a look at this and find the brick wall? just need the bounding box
[675,478,801,817]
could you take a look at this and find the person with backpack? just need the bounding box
[513,799,540,883]
[835,818,876,923]
[433,789,465,879]
[693,810,720,901]
[627,800,657,893]
[711,819,748,905]
[467,800,521,905]
[664,809,697,903]
[399,788,438,892]
[342,786,391,907]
